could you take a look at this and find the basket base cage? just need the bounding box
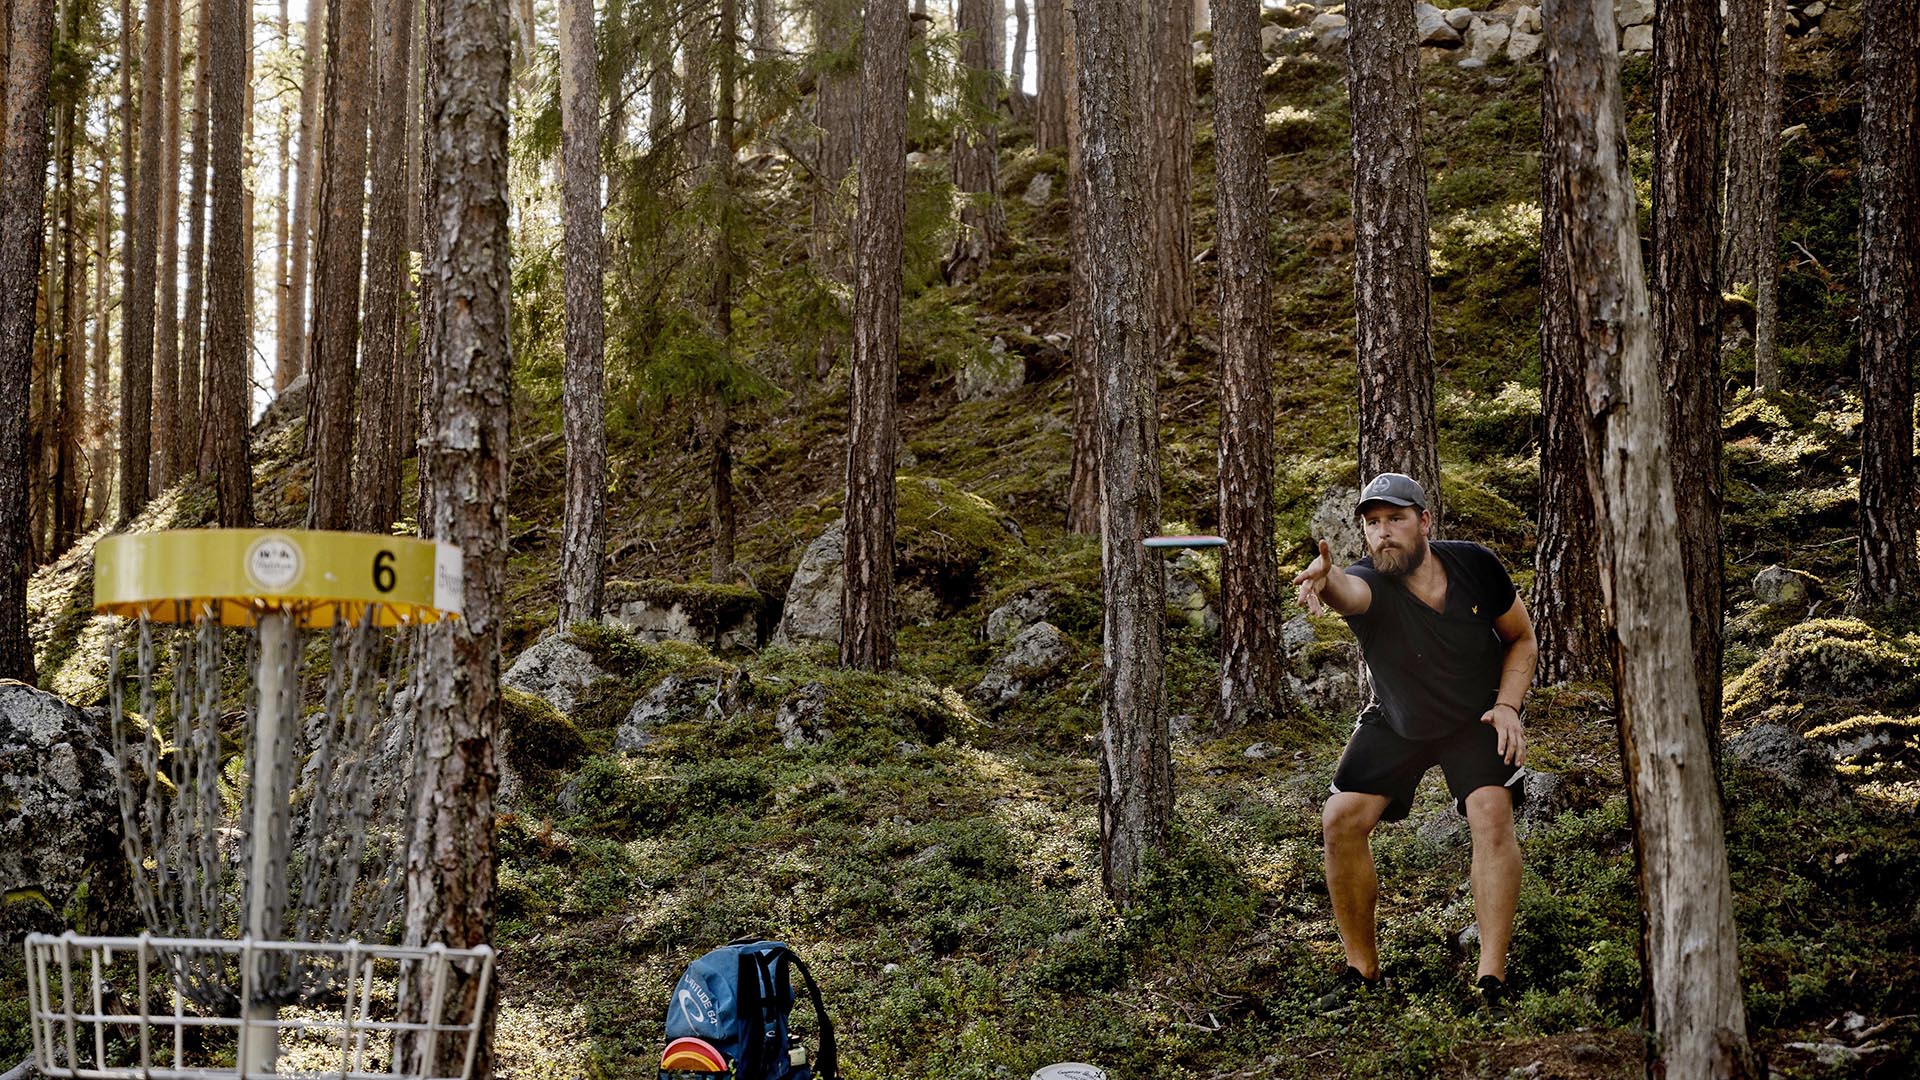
[22,934,494,1080]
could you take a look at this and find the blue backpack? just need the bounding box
[662,937,838,1080]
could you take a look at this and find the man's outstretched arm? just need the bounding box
[1482,597,1538,765]
[1292,539,1373,616]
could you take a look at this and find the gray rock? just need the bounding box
[1417,805,1469,847]
[1309,11,1348,33]
[1281,614,1318,655]
[0,683,123,941]
[1261,21,1287,53]
[1457,57,1487,70]
[1780,122,1809,145]
[1614,0,1655,26]
[1444,6,1474,30]
[1416,3,1464,45]
[972,621,1073,711]
[1165,556,1221,634]
[986,589,1053,642]
[1514,4,1542,33]
[1243,741,1276,760]
[1730,723,1839,798]
[502,634,609,717]
[602,590,756,652]
[1314,22,1350,51]
[1802,0,1825,14]
[1466,20,1510,64]
[1753,565,1822,607]
[775,519,846,646]
[906,151,931,168]
[255,372,311,433]
[615,671,726,752]
[1288,664,1363,720]
[1518,770,1570,831]
[1506,28,1544,61]
[956,337,1025,403]
[1620,22,1654,50]
[775,681,832,748]
[1022,172,1054,207]
[1308,485,1366,566]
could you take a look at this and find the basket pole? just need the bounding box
[243,609,297,1074]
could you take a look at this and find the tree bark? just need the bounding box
[648,6,672,150]
[1063,2,1098,534]
[1143,2,1191,346]
[810,0,858,287]
[398,0,510,1069]
[708,0,738,582]
[946,0,1003,282]
[1009,0,1028,122]
[119,0,164,522]
[1652,0,1724,747]
[88,142,111,526]
[285,0,325,391]
[1542,3,1758,1075]
[152,0,181,488]
[1346,0,1440,527]
[1212,0,1280,727]
[1034,0,1065,152]
[273,0,292,390]
[556,0,605,625]
[351,0,415,534]
[841,0,906,671]
[53,0,83,555]
[181,0,212,470]
[0,0,52,682]
[304,0,373,530]
[200,0,251,526]
[683,1,712,170]
[1078,0,1167,907]
[1721,0,1784,391]
[1856,0,1920,607]
[1533,67,1606,684]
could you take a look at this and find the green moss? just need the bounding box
[602,578,763,639]
[1724,619,1920,734]
[503,687,589,793]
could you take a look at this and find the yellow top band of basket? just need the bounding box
[94,529,464,627]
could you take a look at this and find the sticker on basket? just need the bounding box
[245,533,304,591]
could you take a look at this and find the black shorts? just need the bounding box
[1329,709,1525,823]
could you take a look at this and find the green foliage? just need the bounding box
[503,688,590,793]
[1724,619,1920,734]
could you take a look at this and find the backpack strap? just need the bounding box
[777,949,837,1080]
[735,948,767,1078]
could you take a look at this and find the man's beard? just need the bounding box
[1371,539,1427,578]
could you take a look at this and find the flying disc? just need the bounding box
[1144,534,1226,549]
[1031,1065,1108,1080]
[661,1036,728,1071]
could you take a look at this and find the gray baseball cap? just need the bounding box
[1355,472,1427,515]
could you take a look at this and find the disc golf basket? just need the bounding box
[21,530,493,1079]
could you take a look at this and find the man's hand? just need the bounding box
[1481,703,1526,766]
[1292,539,1338,615]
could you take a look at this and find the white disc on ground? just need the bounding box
[1031,1065,1108,1080]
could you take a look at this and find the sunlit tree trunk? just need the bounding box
[947,0,1003,282]
[351,0,414,534]
[1009,0,1028,122]
[842,0,907,671]
[151,0,182,487]
[120,0,165,521]
[202,0,252,526]
[181,0,212,466]
[556,0,605,625]
[88,142,111,527]
[1543,3,1758,1075]
[285,0,326,391]
[1034,0,1065,151]
[1721,0,1784,391]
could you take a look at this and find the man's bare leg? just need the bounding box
[1465,785,1521,980]
[1322,792,1392,978]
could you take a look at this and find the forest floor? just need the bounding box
[8,8,1920,1080]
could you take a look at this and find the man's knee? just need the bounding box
[1464,786,1517,843]
[1323,793,1386,846]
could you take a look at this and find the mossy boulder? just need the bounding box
[896,475,1018,587]
[603,578,763,650]
[1724,619,1920,735]
[501,687,589,799]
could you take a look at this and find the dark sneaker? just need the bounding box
[1477,974,1510,1020]
[1316,965,1382,1015]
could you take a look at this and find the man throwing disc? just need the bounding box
[1292,473,1537,1017]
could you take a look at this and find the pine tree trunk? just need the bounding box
[683,2,712,169]
[647,10,672,150]
[1144,2,1191,345]
[810,0,858,287]
[1346,0,1440,527]
[285,0,325,391]
[1212,0,1279,728]
[351,0,414,534]
[1855,0,1920,606]
[1009,0,1028,122]
[398,0,510,1068]
[273,0,292,390]
[54,18,84,554]
[1542,4,1759,1075]
[1192,0,1209,34]
[1078,0,1168,907]
[414,0,440,527]
[1652,0,1724,748]
[556,0,605,626]
[304,0,373,530]
[147,0,179,488]
[201,0,252,526]
[709,0,737,582]
[1063,2,1097,534]
[1034,0,1066,152]
[752,0,776,53]
[120,0,165,521]
[180,0,211,466]
[0,0,52,682]
[1533,68,1606,684]
[1721,0,1784,391]
[947,0,1003,282]
[841,0,906,672]
[88,144,111,526]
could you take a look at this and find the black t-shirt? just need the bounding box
[1340,540,1518,741]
